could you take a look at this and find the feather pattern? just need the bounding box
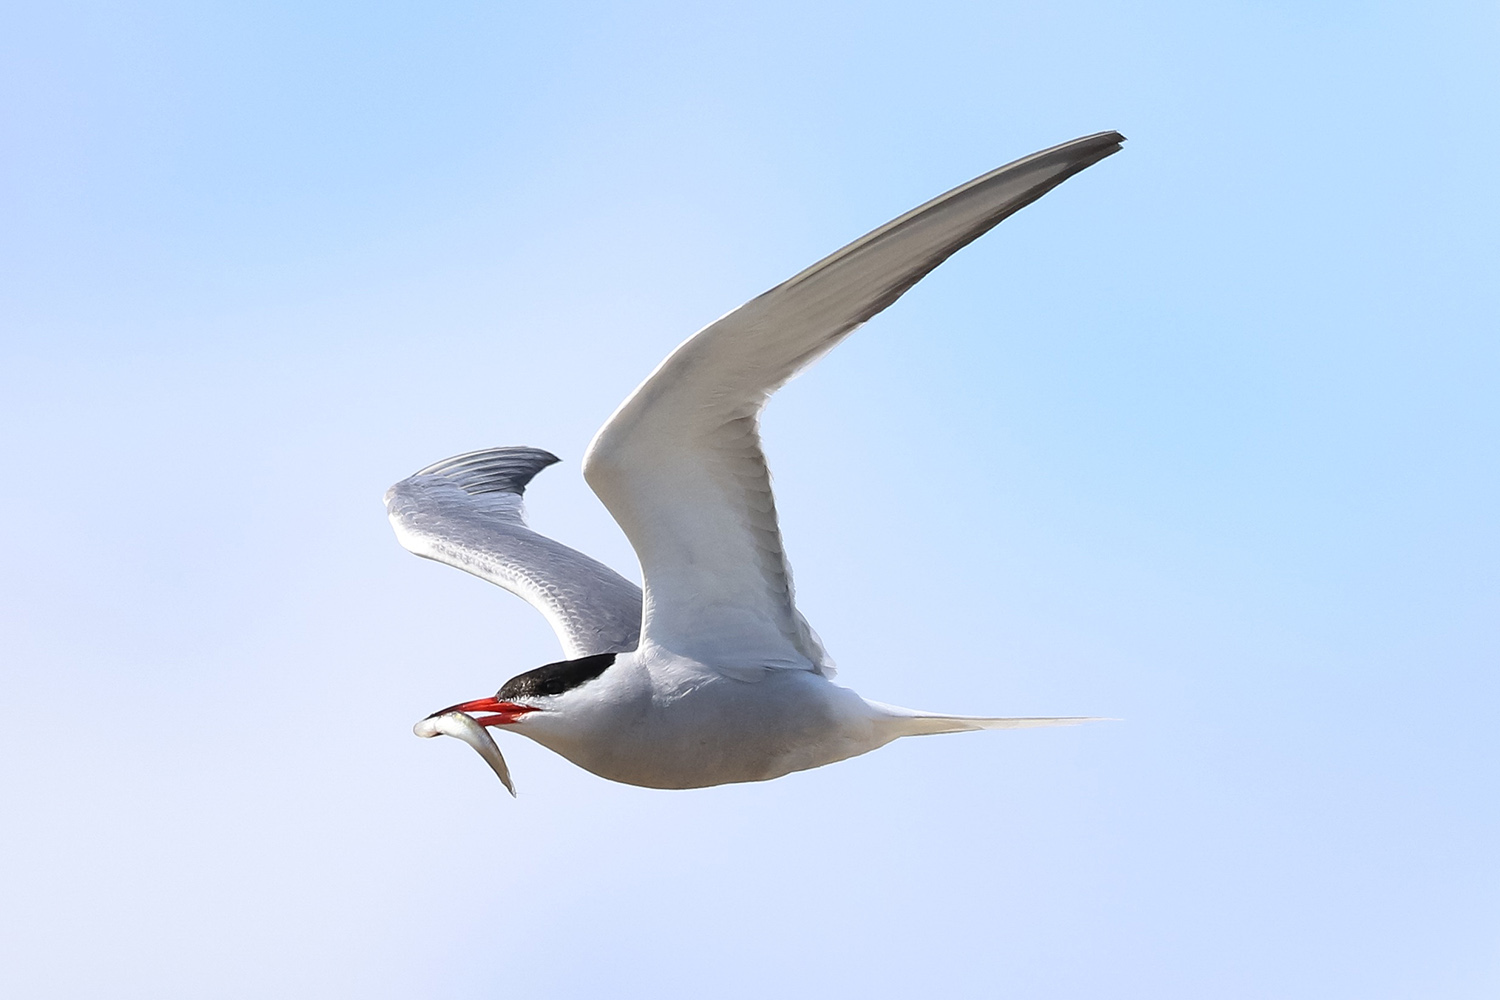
[584,131,1124,677]
[385,447,642,658]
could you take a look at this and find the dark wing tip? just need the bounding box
[1065,129,1126,152]
[411,446,562,496]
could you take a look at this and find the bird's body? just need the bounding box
[507,651,879,789]
[389,131,1124,794]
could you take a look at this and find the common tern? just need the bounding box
[387,131,1124,794]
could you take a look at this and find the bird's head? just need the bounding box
[413,652,619,796]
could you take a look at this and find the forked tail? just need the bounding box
[868,701,1109,738]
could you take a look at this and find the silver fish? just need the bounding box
[413,712,516,796]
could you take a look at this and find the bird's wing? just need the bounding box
[583,131,1124,676]
[386,447,643,658]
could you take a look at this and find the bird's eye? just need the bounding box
[542,678,565,695]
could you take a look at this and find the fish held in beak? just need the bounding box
[413,711,517,796]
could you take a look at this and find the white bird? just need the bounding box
[387,131,1124,795]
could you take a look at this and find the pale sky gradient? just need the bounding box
[2,2,1497,998]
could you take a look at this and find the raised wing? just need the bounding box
[386,447,642,658]
[583,132,1124,675]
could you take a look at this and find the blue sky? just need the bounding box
[2,2,1497,997]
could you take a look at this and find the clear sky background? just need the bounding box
[2,2,1497,997]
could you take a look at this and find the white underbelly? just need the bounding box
[533,672,890,789]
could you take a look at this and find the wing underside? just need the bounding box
[583,132,1124,675]
[386,446,643,659]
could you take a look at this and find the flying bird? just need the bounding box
[387,131,1124,795]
